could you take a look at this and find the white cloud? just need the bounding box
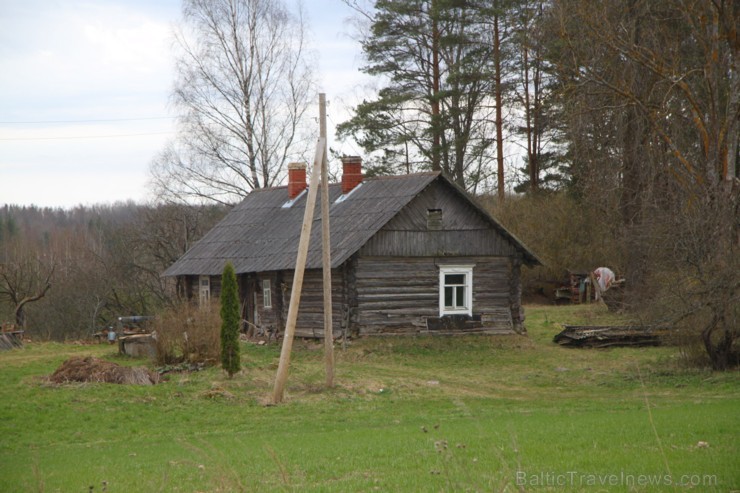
[0,0,178,207]
[0,0,372,207]
[1,2,174,114]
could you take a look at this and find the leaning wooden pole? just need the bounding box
[319,93,335,388]
[272,139,325,404]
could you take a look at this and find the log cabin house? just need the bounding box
[163,157,541,338]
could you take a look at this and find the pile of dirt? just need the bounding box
[49,356,160,385]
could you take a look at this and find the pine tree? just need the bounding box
[220,262,241,377]
[338,0,498,190]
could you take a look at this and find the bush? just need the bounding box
[151,302,221,366]
[486,192,624,292]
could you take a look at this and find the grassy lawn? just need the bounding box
[1,304,738,492]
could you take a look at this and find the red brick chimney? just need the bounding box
[341,156,363,194]
[287,162,307,199]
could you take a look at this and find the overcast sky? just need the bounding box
[0,0,370,208]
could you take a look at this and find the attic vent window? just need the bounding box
[427,209,443,230]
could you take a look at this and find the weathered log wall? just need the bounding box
[509,258,524,333]
[181,274,222,301]
[273,269,345,338]
[354,256,515,335]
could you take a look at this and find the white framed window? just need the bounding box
[439,265,473,316]
[198,275,210,306]
[262,279,272,308]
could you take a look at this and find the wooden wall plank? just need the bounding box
[360,230,517,257]
[354,256,515,335]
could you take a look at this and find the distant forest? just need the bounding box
[0,203,227,340]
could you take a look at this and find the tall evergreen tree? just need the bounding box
[338,0,498,191]
[499,0,569,194]
[220,262,241,377]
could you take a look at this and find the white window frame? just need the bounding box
[438,265,474,317]
[198,275,210,306]
[262,279,272,309]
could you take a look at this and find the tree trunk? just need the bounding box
[522,28,535,193]
[620,0,649,297]
[14,305,25,330]
[531,47,541,191]
[12,280,53,330]
[431,0,442,172]
[493,8,505,201]
[701,314,734,371]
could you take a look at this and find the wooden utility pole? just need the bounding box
[272,138,325,404]
[319,93,335,388]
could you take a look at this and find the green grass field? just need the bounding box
[1,304,738,492]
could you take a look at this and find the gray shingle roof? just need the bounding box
[163,172,539,276]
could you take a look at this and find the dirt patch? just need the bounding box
[50,356,160,385]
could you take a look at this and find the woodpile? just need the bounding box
[0,330,24,351]
[554,324,669,348]
[49,356,160,385]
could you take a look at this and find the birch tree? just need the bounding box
[152,0,316,204]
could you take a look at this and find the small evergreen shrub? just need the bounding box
[220,262,241,377]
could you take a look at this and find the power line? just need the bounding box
[0,131,174,141]
[0,116,176,124]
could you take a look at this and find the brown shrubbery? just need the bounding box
[151,301,221,366]
[486,188,738,370]
[50,356,159,385]
[486,192,624,294]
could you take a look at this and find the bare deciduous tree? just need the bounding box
[152,0,316,204]
[0,240,54,329]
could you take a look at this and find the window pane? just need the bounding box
[440,266,473,315]
[263,280,272,308]
[445,274,465,285]
[444,287,453,307]
[456,286,465,307]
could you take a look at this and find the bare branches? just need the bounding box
[0,242,56,329]
[548,0,739,368]
[554,0,738,190]
[151,0,315,204]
